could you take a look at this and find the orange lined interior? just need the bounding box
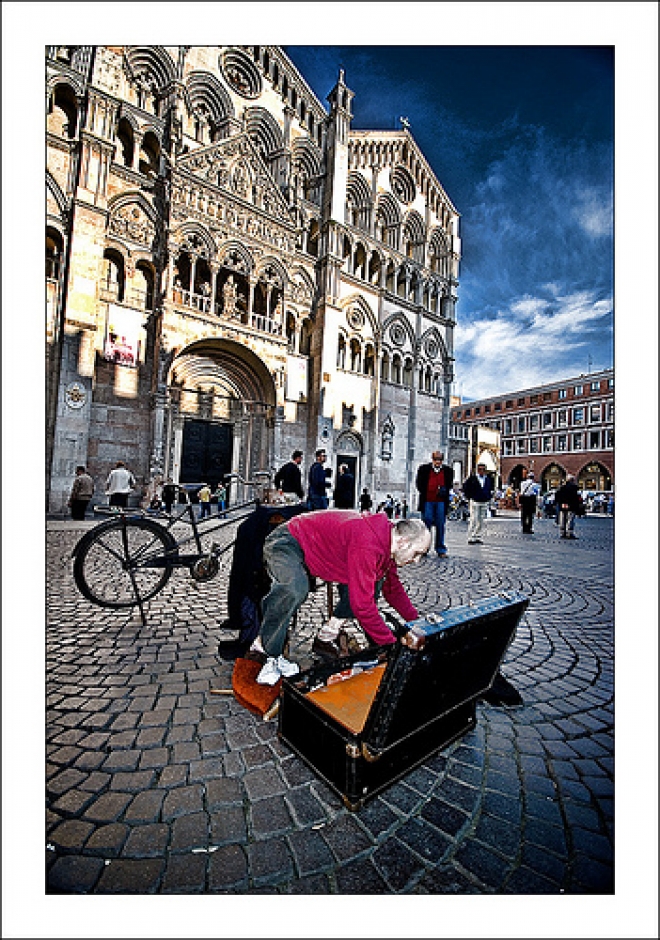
[305,664,387,734]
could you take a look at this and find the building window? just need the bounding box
[558,389,567,400]
[517,416,526,433]
[606,402,614,421]
[474,407,481,415]
[557,409,567,426]
[504,418,512,435]
[484,404,491,413]
[591,380,601,391]
[557,434,567,452]
[494,402,501,411]
[543,392,552,401]
[573,407,584,423]
[529,438,539,453]
[529,414,539,431]
[573,432,583,450]
[464,408,471,417]
[543,436,552,452]
[608,378,614,389]
[505,400,513,409]
[543,412,552,428]
[530,394,538,404]
[517,397,525,406]
[504,440,513,456]
[590,405,601,422]
[574,384,583,395]
[589,430,600,449]
[517,439,527,454]
[606,429,614,447]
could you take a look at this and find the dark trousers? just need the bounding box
[109,493,128,508]
[423,500,448,553]
[520,496,537,533]
[70,499,90,521]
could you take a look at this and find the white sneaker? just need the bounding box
[256,657,281,685]
[276,655,299,678]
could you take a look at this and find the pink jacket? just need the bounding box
[287,510,419,646]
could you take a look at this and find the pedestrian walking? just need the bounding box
[273,450,304,500]
[555,475,584,539]
[68,465,94,520]
[359,487,373,512]
[162,478,177,514]
[415,450,454,557]
[463,462,494,544]
[213,482,227,516]
[307,449,330,510]
[197,482,212,520]
[519,470,540,534]
[105,461,135,509]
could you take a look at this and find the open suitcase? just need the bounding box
[278,591,529,810]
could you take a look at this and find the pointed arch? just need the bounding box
[186,70,235,126]
[171,221,217,259]
[339,294,378,339]
[244,106,284,159]
[382,312,416,352]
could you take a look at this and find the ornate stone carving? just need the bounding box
[109,204,156,246]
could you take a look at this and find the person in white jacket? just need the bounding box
[106,461,136,508]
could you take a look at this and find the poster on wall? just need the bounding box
[104,304,142,367]
[285,354,308,402]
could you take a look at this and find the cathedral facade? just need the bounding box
[46,46,460,512]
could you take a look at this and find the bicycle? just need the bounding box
[71,472,271,625]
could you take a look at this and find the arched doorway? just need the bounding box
[541,463,565,492]
[165,339,277,502]
[577,461,612,492]
[335,430,362,509]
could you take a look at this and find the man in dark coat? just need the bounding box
[415,451,454,556]
[333,464,355,509]
[463,462,494,544]
[273,450,304,500]
[307,448,330,510]
[555,475,583,539]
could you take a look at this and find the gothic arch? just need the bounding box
[171,221,217,260]
[339,294,378,338]
[419,326,448,363]
[382,312,416,352]
[46,171,68,225]
[124,46,176,94]
[291,136,322,179]
[244,106,284,159]
[217,241,255,275]
[255,255,288,289]
[185,70,235,125]
[108,191,157,225]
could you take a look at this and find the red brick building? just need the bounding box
[451,369,614,493]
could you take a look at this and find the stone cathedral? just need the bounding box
[46,46,460,513]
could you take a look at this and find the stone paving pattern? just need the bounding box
[46,510,614,895]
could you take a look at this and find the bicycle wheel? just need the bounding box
[73,517,178,608]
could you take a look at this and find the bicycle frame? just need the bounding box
[74,471,272,624]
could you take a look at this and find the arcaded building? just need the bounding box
[451,369,614,493]
[46,46,460,513]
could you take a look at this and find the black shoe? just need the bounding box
[480,672,523,708]
[312,636,342,659]
[217,639,251,661]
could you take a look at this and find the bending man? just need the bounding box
[253,510,432,684]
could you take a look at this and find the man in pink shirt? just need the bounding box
[254,510,431,685]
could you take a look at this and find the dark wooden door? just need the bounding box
[181,419,233,489]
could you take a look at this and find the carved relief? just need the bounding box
[109,204,156,247]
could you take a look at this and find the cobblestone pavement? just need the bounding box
[45,510,615,899]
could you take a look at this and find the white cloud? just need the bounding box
[455,288,613,400]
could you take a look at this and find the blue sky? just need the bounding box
[284,44,615,401]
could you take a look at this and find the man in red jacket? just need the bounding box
[254,510,431,685]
